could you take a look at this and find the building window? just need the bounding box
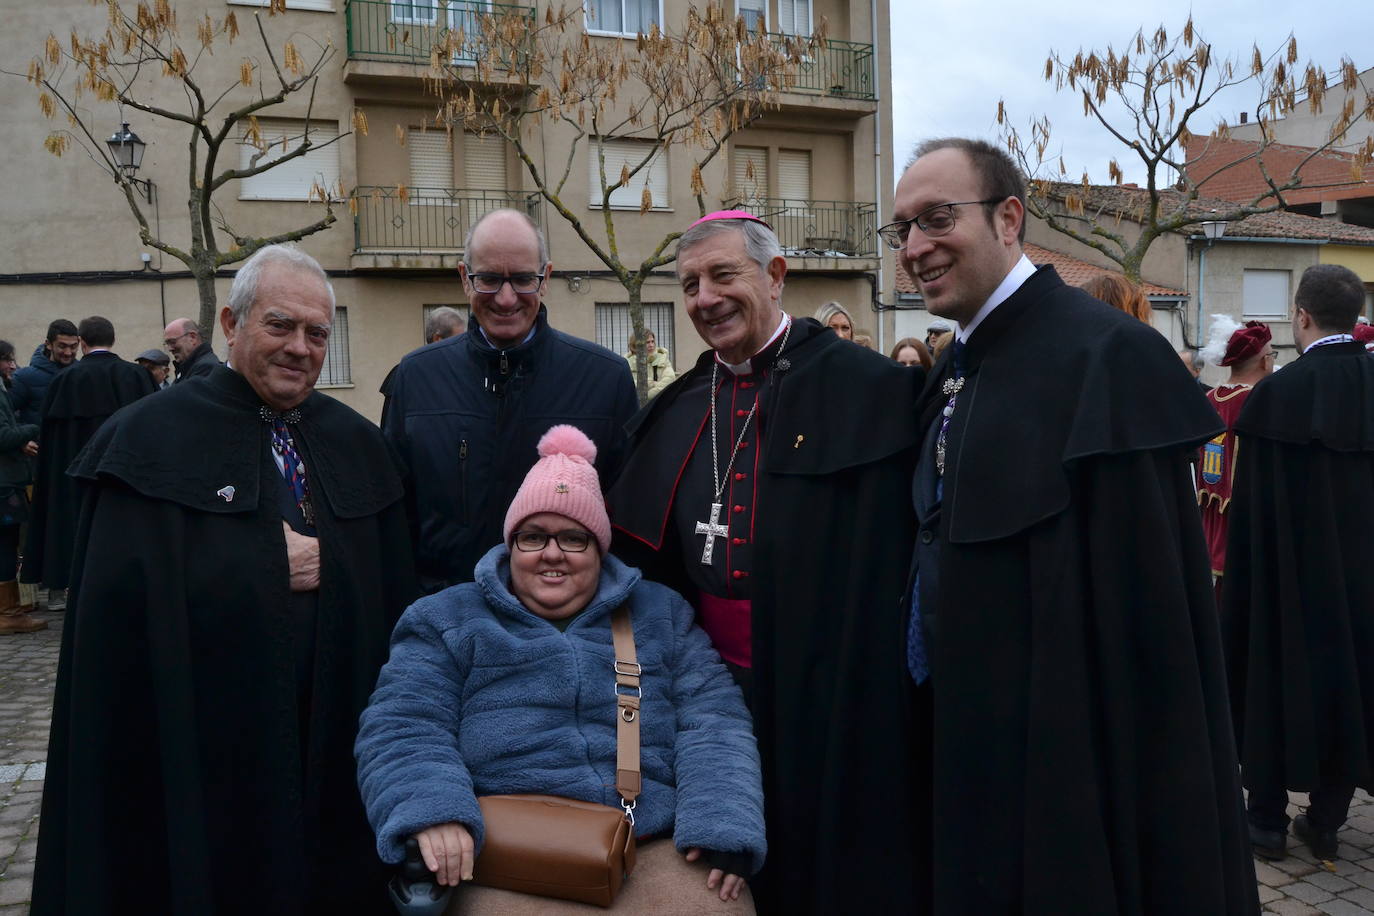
[585,0,660,36]
[737,0,765,32]
[319,307,351,386]
[776,0,810,35]
[1242,269,1291,318]
[595,302,674,361]
[230,0,334,10]
[238,119,340,201]
[733,146,768,201]
[389,0,438,25]
[589,139,669,210]
[422,304,470,344]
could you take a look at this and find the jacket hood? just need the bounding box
[473,542,640,627]
[24,347,62,374]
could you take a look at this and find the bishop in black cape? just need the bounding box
[1221,341,1374,813]
[22,349,153,589]
[918,265,1258,913]
[31,366,417,915]
[608,318,928,912]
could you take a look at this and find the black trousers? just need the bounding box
[0,524,18,581]
[1247,781,1356,832]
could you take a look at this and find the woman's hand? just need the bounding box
[416,822,475,887]
[684,847,746,902]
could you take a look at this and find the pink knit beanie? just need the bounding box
[503,425,611,553]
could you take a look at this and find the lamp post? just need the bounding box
[1196,219,1228,349]
[105,122,154,203]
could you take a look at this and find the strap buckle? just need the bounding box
[621,797,636,826]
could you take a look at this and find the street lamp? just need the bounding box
[1195,219,1230,350]
[105,122,154,203]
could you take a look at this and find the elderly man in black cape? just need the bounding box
[606,210,927,912]
[32,245,416,915]
[22,315,154,602]
[893,138,1257,913]
[1222,264,1374,863]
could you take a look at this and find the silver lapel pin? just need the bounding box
[216,485,236,503]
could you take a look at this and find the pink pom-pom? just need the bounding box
[537,424,598,463]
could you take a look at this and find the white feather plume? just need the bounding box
[1200,313,1243,366]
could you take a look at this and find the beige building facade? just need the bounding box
[3,0,894,421]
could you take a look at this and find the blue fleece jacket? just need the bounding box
[355,546,766,875]
[9,345,66,427]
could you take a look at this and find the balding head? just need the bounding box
[162,318,204,363]
[459,209,552,348]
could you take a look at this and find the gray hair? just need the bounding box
[675,218,784,278]
[462,208,550,269]
[226,245,336,328]
[814,301,852,326]
[425,306,467,341]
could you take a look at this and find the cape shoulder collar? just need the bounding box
[71,365,403,517]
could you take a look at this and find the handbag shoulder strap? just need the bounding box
[610,604,641,815]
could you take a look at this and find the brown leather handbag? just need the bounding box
[469,605,642,907]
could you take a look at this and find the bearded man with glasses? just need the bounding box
[890,138,1256,913]
[382,208,636,593]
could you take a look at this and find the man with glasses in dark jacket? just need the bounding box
[382,208,636,593]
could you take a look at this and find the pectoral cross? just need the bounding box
[694,502,730,565]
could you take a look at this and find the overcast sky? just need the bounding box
[888,1,1374,190]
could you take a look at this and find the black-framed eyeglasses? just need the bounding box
[512,529,592,552]
[163,330,193,348]
[468,273,543,295]
[877,199,1004,250]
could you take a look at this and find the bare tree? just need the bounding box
[17,0,359,343]
[1000,18,1374,283]
[406,1,817,402]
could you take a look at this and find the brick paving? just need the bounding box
[0,610,1373,913]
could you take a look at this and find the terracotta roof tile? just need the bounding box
[1040,183,1374,244]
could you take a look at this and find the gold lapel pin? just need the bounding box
[794,435,804,449]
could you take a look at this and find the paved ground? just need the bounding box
[0,612,1372,913]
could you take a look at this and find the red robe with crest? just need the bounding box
[1197,384,1253,577]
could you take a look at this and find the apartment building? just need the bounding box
[3,0,894,420]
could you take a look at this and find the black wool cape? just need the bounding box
[31,367,417,916]
[22,351,154,588]
[1221,340,1374,793]
[608,319,929,913]
[920,267,1257,914]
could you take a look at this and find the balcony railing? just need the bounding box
[729,197,878,259]
[352,186,540,253]
[345,0,535,66]
[771,35,874,101]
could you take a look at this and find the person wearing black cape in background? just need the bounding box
[21,315,153,599]
[893,137,1257,913]
[1222,264,1374,863]
[31,246,415,915]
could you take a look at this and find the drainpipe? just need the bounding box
[870,0,885,353]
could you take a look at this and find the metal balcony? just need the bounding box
[730,197,878,259]
[771,35,875,101]
[352,186,540,253]
[345,0,535,66]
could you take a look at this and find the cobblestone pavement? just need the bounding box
[0,612,1372,913]
[0,609,60,916]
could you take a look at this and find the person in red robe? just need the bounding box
[1197,319,1276,604]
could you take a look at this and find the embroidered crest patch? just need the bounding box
[1201,435,1225,485]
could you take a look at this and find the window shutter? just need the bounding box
[733,147,768,201]
[230,0,335,12]
[409,129,453,191]
[777,0,810,35]
[319,306,351,386]
[777,149,811,202]
[463,132,508,189]
[590,139,669,210]
[239,120,340,201]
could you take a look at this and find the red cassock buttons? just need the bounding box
[732,537,746,545]
[733,570,748,579]
[735,409,748,417]
[734,472,746,481]
[732,505,744,514]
